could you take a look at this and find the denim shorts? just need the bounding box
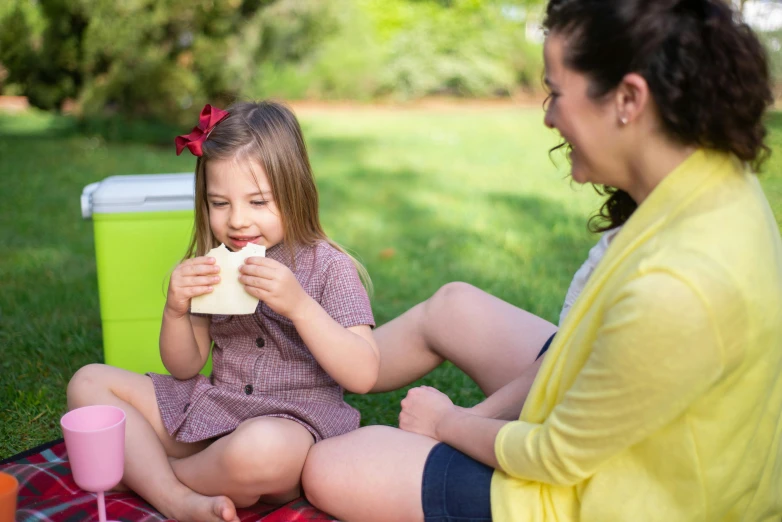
[421,443,493,522]
[536,332,556,360]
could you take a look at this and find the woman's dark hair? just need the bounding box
[543,0,773,231]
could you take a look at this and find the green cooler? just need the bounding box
[81,173,210,375]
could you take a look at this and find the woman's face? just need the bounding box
[543,34,622,186]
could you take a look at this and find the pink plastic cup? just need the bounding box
[61,405,126,522]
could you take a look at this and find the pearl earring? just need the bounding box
[620,116,628,126]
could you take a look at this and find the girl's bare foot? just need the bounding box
[163,489,239,522]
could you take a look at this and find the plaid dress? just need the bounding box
[148,241,375,443]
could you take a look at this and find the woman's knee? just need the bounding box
[422,282,481,337]
[425,282,478,318]
[66,363,112,407]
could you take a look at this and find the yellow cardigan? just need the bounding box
[493,150,782,522]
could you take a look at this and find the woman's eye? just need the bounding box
[251,200,268,206]
[543,93,558,111]
[210,201,228,208]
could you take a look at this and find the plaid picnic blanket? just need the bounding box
[0,440,338,522]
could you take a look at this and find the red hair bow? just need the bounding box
[175,104,230,156]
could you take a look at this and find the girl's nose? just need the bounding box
[229,206,249,229]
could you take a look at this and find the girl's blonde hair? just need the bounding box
[182,100,372,293]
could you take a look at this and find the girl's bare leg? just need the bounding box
[372,282,557,395]
[170,417,314,508]
[303,426,437,522]
[66,364,239,522]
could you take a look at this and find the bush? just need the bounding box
[246,0,544,101]
[1,0,548,117]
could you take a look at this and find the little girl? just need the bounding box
[67,101,378,522]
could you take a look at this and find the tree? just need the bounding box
[0,0,279,122]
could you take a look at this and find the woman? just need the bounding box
[302,1,782,521]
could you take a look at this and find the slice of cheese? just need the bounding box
[190,243,266,315]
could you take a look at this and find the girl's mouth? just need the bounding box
[228,236,261,249]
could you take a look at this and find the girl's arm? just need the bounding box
[159,256,218,379]
[240,256,379,394]
[290,300,379,393]
[159,311,212,380]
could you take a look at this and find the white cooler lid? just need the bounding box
[82,173,195,219]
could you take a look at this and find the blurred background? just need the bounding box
[2,0,782,459]
[1,0,780,122]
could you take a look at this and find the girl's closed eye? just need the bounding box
[251,200,268,207]
[209,201,229,208]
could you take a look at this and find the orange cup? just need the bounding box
[0,472,18,522]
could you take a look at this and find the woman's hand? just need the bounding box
[240,256,312,319]
[165,256,220,318]
[399,386,457,440]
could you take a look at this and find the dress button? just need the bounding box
[183,402,190,413]
[244,384,253,395]
[255,337,265,348]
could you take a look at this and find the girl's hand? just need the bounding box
[399,386,456,440]
[240,257,311,319]
[165,257,220,318]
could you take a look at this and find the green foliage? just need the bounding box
[364,0,541,99]
[758,29,782,87]
[0,0,277,123]
[246,0,545,101]
[0,0,545,115]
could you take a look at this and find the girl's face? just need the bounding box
[543,33,624,186]
[205,157,284,252]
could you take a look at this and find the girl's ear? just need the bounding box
[614,73,650,126]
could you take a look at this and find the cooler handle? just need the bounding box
[81,182,101,220]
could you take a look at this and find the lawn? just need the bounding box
[2,106,782,459]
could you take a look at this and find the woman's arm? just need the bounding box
[399,385,509,468]
[469,356,545,420]
[494,272,723,485]
[402,272,724,483]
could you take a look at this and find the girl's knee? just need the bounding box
[301,440,336,502]
[66,363,111,407]
[221,420,310,487]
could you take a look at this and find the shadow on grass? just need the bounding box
[304,134,595,425]
[0,111,180,146]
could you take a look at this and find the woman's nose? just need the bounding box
[544,109,555,129]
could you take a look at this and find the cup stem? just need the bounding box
[97,491,107,522]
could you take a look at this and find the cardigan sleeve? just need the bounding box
[495,271,725,486]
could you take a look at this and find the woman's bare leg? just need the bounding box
[66,364,239,522]
[170,417,314,508]
[372,282,557,395]
[302,426,437,522]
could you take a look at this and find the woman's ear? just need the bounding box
[614,73,650,126]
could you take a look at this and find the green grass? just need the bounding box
[2,107,782,459]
